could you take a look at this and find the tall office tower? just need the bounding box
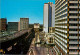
[20,18,29,30]
[43,2,55,33]
[0,18,7,31]
[7,22,18,31]
[55,0,80,55]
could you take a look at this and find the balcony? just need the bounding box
[69,6,78,8]
[69,31,78,34]
[55,21,67,24]
[69,46,78,49]
[69,16,78,18]
[55,26,67,28]
[69,11,78,13]
[69,41,78,44]
[69,21,78,23]
[69,52,78,55]
[55,29,67,33]
[69,1,78,3]
[69,36,78,39]
[69,26,78,29]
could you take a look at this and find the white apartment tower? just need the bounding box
[55,0,80,55]
[43,2,55,33]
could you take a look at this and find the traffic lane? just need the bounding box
[34,46,47,55]
[27,45,47,55]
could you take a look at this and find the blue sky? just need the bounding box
[0,0,55,24]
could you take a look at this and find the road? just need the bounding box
[0,29,29,42]
[27,32,56,55]
[0,29,34,54]
[27,38,48,55]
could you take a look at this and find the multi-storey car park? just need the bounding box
[54,0,80,55]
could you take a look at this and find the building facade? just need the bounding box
[0,18,7,31]
[34,23,40,32]
[43,2,55,33]
[44,33,55,45]
[34,23,40,29]
[18,22,20,31]
[49,27,55,33]
[20,18,29,30]
[55,0,80,55]
[7,22,18,31]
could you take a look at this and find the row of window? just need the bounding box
[69,3,78,6]
[56,23,80,26]
[69,49,78,51]
[69,8,78,11]
[69,0,78,1]
[69,44,80,46]
[69,34,80,36]
[69,39,80,41]
[69,13,78,16]
[69,29,77,31]
[55,18,80,22]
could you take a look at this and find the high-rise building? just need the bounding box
[0,18,7,31]
[43,2,55,33]
[20,18,29,30]
[7,22,18,31]
[55,0,80,55]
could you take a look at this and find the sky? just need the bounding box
[0,0,55,24]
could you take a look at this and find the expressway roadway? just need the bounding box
[0,29,35,54]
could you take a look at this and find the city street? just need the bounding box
[27,38,48,55]
[1,0,80,55]
[27,32,56,55]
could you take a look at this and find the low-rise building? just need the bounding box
[49,27,55,33]
[44,33,55,45]
[0,18,7,31]
[34,23,40,29]
[20,18,29,30]
[7,22,18,32]
[18,22,20,31]
[34,23,40,32]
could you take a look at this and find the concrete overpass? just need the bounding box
[0,29,35,54]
